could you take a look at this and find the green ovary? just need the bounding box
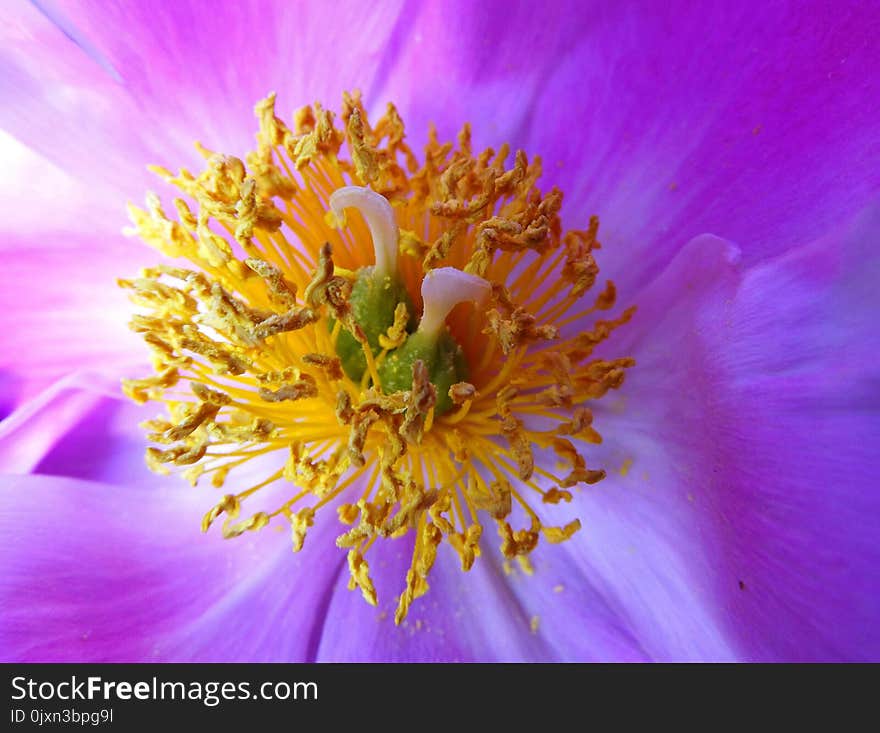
[377,330,466,416]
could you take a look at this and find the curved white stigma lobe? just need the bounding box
[329,186,399,277]
[419,267,491,340]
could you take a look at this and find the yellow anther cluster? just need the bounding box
[122,92,635,623]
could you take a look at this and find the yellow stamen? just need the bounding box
[122,92,635,623]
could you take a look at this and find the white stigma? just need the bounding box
[419,267,491,340]
[329,186,399,278]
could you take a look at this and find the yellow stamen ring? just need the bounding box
[121,93,635,624]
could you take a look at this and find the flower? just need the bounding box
[1,0,879,661]
[118,94,633,624]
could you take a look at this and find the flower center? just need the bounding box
[121,93,635,624]
[325,187,489,415]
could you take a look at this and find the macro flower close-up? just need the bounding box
[1,0,878,663]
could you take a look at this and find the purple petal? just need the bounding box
[0,131,104,234]
[0,471,347,662]
[2,376,649,661]
[0,237,150,406]
[375,1,880,294]
[699,207,880,660]
[0,374,156,484]
[0,377,352,662]
[553,1,880,294]
[581,208,880,660]
[314,536,648,662]
[0,0,408,212]
[0,373,121,475]
[520,235,744,660]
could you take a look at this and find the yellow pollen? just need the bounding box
[121,92,635,623]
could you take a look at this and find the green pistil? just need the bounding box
[334,267,414,383]
[328,187,488,416]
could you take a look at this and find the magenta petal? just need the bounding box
[0,473,345,662]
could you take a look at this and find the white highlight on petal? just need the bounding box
[329,186,399,277]
[419,267,491,340]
